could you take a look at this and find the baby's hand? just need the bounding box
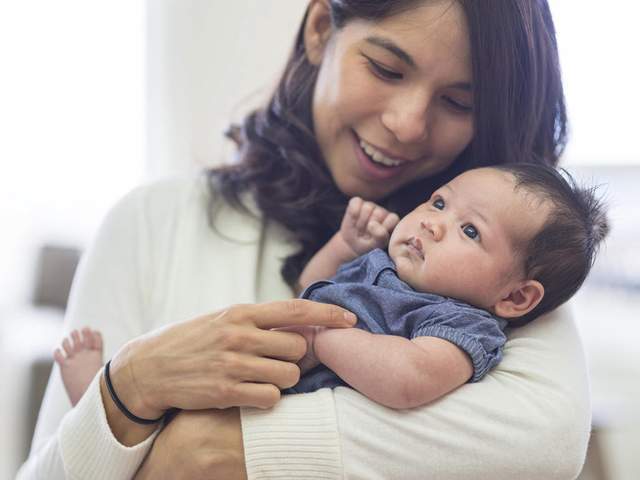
[340,197,399,256]
[273,325,324,374]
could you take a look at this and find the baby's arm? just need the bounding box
[314,328,473,409]
[298,197,399,292]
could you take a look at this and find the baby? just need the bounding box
[55,164,608,409]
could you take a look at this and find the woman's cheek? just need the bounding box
[432,114,473,159]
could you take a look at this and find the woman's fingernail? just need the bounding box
[344,312,357,323]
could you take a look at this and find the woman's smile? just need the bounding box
[351,130,412,181]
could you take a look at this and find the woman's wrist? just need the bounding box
[108,340,165,420]
[99,340,166,446]
[99,372,158,446]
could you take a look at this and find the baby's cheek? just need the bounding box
[399,261,427,292]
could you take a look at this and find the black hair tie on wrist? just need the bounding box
[104,360,164,425]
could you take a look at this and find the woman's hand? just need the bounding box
[107,300,356,421]
[134,408,246,480]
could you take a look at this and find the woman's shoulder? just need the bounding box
[124,173,259,222]
[121,174,209,215]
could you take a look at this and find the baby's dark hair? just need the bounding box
[493,164,609,326]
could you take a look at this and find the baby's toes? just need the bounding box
[71,330,83,352]
[92,330,103,352]
[81,327,95,350]
[53,348,66,366]
[62,337,74,358]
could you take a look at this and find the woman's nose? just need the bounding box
[420,219,444,241]
[381,93,430,144]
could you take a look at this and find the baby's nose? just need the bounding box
[420,220,444,241]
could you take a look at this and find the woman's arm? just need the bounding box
[135,408,247,480]
[238,305,590,479]
[144,307,587,480]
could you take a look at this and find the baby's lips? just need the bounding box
[406,235,425,260]
[408,236,423,253]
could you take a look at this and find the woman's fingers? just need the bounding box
[230,382,282,409]
[229,353,301,389]
[240,299,356,330]
[250,329,308,362]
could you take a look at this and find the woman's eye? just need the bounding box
[443,96,472,113]
[432,198,445,210]
[366,58,403,81]
[462,224,480,240]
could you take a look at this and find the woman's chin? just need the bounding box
[334,176,394,201]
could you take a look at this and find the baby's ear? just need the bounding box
[493,280,544,319]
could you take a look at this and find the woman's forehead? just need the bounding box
[344,1,472,77]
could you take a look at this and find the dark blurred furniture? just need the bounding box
[21,244,80,463]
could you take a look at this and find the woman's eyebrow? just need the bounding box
[365,36,416,68]
[364,35,472,91]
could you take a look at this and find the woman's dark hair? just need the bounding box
[493,164,609,326]
[207,0,568,289]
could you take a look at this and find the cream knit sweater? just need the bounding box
[18,175,591,479]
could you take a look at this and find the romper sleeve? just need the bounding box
[412,301,507,382]
[240,305,590,479]
[17,184,161,480]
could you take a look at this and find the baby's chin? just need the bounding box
[390,254,422,289]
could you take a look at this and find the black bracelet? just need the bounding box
[103,360,164,425]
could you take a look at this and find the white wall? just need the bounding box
[0,1,145,312]
[550,1,640,166]
[145,0,308,178]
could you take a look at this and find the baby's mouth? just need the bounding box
[406,236,424,260]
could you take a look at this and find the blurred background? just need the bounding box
[0,1,638,478]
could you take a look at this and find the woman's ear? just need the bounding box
[493,280,544,319]
[304,0,333,66]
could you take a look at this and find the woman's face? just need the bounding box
[308,0,474,200]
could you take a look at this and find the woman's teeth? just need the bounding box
[360,139,403,167]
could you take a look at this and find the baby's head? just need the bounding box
[388,165,609,325]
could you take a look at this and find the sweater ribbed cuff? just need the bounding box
[241,389,343,479]
[59,372,160,480]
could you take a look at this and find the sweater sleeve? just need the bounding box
[17,184,161,480]
[240,304,590,479]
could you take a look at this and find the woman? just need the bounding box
[19,1,589,479]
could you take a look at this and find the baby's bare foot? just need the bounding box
[54,328,104,406]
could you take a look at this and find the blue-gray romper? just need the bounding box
[287,248,507,394]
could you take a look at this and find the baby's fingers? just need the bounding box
[355,202,375,233]
[370,205,389,224]
[382,212,400,232]
[367,220,391,245]
[344,197,363,228]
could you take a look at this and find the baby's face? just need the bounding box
[388,168,549,310]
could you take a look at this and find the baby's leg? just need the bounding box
[53,327,104,406]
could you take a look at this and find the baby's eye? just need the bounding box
[432,198,445,210]
[462,224,480,240]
